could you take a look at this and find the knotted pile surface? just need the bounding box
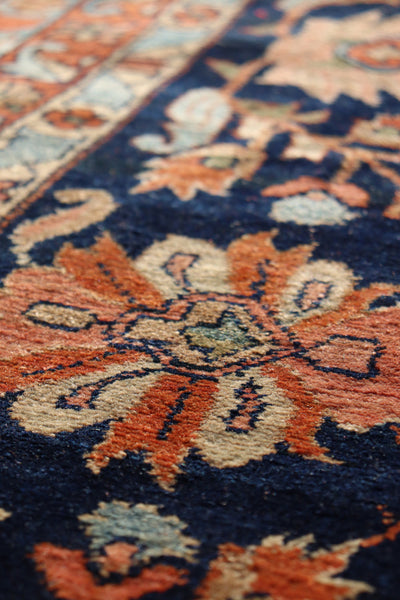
[0,1,400,599]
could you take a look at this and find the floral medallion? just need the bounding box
[1,230,399,489]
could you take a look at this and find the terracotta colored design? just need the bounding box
[196,536,373,600]
[33,501,198,599]
[196,508,400,600]
[130,86,266,201]
[129,14,400,211]
[2,2,400,599]
[33,499,400,600]
[3,231,400,490]
[44,109,105,130]
[227,91,400,219]
[258,9,400,105]
[34,545,187,600]
[0,0,249,221]
[131,144,264,201]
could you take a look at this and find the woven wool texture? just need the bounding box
[0,1,400,598]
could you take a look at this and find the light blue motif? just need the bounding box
[83,0,121,15]
[75,74,135,110]
[80,501,199,562]
[270,194,357,225]
[133,88,231,153]
[2,42,72,82]
[131,27,205,53]
[0,128,76,168]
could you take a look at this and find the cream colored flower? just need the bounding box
[258,10,400,105]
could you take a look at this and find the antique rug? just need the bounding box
[0,1,400,598]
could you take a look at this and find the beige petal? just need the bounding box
[10,360,161,435]
[279,260,355,326]
[134,235,232,298]
[196,367,294,468]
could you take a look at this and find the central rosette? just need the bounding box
[109,293,290,374]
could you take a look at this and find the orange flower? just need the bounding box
[3,231,400,490]
[34,544,187,600]
[196,534,373,600]
[131,144,265,201]
[32,500,195,599]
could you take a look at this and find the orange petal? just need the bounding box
[33,543,187,600]
[293,306,400,431]
[132,156,234,201]
[305,336,379,377]
[262,176,369,208]
[57,234,164,309]
[0,259,123,368]
[292,283,398,336]
[87,374,217,487]
[196,538,369,600]
[251,541,366,600]
[265,362,328,460]
[228,231,313,310]
[0,347,143,394]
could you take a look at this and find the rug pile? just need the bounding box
[0,1,399,598]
